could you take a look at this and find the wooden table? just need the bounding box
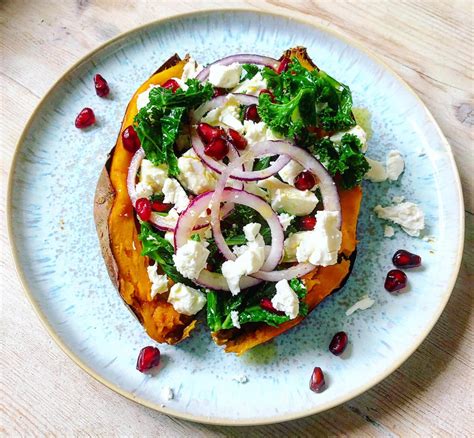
[1,1,472,436]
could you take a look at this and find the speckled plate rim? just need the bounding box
[7,8,465,426]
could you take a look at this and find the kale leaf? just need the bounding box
[241,64,260,81]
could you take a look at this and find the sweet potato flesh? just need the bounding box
[107,60,196,344]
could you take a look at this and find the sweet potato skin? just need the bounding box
[94,54,197,345]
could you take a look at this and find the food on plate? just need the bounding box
[94,47,369,353]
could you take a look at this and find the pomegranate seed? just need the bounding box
[206,208,212,215]
[244,104,261,122]
[204,137,229,160]
[213,87,226,97]
[384,269,408,292]
[260,298,285,315]
[300,216,316,230]
[93,74,110,97]
[162,79,180,93]
[197,123,225,144]
[136,346,160,372]
[122,125,141,153]
[392,250,422,268]
[151,201,172,212]
[135,198,152,221]
[74,107,95,129]
[277,57,290,74]
[294,171,316,191]
[227,128,248,150]
[309,367,326,393]
[329,331,348,356]
[259,88,276,102]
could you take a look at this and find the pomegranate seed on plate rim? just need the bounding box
[93,74,110,97]
[392,249,422,268]
[329,331,348,356]
[136,346,161,373]
[309,367,326,393]
[74,107,96,129]
[384,269,408,292]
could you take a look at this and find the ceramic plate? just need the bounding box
[8,10,464,425]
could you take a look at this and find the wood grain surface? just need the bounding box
[1,1,472,436]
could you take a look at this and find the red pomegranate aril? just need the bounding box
[244,104,261,122]
[260,297,285,315]
[151,201,172,212]
[162,79,180,93]
[197,122,225,144]
[204,137,229,160]
[329,331,348,356]
[309,367,326,393]
[300,215,316,230]
[392,249,422,269]
[74,107,95,129]
[277,57,291,74]
[213,87,226,97]
[294,171,316,191]
[122,125,141,153]
[136,346,161,372]
[227,128,248,150]
[93,74,110,97]
[206,208,212,215]
[259,88,276,102]
[135,198,152,221]
[384,269,408,292]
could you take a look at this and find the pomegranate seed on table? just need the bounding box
[300,215,316,230]
[260,297,285,315]
[135,198,152,221]
[309,367,326,393]
[197,122,225,144]
[204,137,229,160]
[227,128,248,150]
[244,104,261,122]
[329,331,348,356]
[294,171,316,191]
[122,125,141,153]
[392,249,422,268]
[93,74,110,97]
[384,269,408,292]
[74,107,95,129]
[151,201,172,212]
[162,79,180,92]
[277,57,290,74]
[259,88,276,102]
[136,346,161,373]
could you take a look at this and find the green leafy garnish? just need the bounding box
[241,64,259,81]
[134,79,213,176]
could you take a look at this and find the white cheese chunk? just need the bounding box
[283,231,308,262]
[152,208,179,228]
[161,386,174,401]
[177,148,217,194]
[140,159,168,191]
[201,94,243,132]
[167,283,206,316]
[345,295,375,316]
[386,150,405,181]
[173,240,210,280]
[164,231,175,247]
[147,265,168,298]
[330,125,368,152]
[374,201,425,237]
[364,157,387,182]
[384,225,395,238]
[181,57,203,82]
[136,84,158,110]
[208,62,242,88]
[278,160,305,186]
[135,182,154,199]
[230,310,241,329]
[278,213,295,231]
[162,178,189,213]
[243,120,282,145]
[243,223,261,241]
[231,72,267,95]
[296,211,342,266]
[271,279,299,319]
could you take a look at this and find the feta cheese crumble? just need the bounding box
[230,310,241,329]
[135,181,154,199]
[201,94,244,132]
[232,374,248,384]
[161,386,174,401]
[271,279,299,319]
[136,84,158,110]
[278,160,305,186]
[167,283,207,316]
[330,125,368,152]
[345,295,375,316]
[278,212,295,231]
[386,150,405,181]
[140,159,168,191]
[283,231,307,262]
[374,201,425,237]
[208,62,242,88]
[384,225,395,238]
[181,57,203,82]
[364,157,387,182]
[243,120,282,145]
[296,211,342,266]
[147,265,168,298]
[177,148,217,194]
[173,240,210,280]
[162,178,190,213]
[231,72,267,96]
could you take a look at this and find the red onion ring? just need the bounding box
[196,54,279,83]
[191,93,259,123]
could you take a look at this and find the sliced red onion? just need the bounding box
[251,262,316,282]
[196,54,279,83]
[191,93,258,123]
[126,147,145,206]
